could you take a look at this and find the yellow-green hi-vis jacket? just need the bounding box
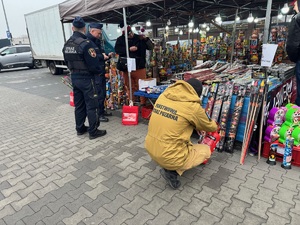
[145,80,218,171]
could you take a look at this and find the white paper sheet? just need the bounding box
[261,44,278,67]
[127,58,136,72]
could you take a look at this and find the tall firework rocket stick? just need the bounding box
[242,80,259,152]
[61,76,73,89]
[211,83,225,122]
[257,82,268,160]
[205,83,219,117]
[240,80,265,165]
[217,81,234,152]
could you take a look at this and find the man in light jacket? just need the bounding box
[145,78,217,189]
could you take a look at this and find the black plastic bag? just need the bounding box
[117,57,127,71]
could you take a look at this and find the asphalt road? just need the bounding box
[0,67,70,105]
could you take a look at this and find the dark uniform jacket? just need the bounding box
[115,33,153,69]
[63,31,102,78]
[86,32,105,75]
[287,12,300,63]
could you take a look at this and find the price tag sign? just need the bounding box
[261,44,278,67]
[127,58,136,72]
[196,60,203,65]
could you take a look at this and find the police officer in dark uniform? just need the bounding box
[62,16,106,140]
[86,22,113,122]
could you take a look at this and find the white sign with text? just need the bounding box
[261,44,278,67]
[127,58,136,72]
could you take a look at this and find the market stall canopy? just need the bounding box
[59,0,161,23]
[59,0,291,26]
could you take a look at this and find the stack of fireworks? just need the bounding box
[266,63,295,81]
[193,60,215,69]
[106,60,127,110]
[184,68,216,82]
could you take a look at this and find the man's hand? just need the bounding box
[130,46,138,51]
[103,53,109,60]
[197,130,206,137]
[140,35,147,40]
[108,52,114,57]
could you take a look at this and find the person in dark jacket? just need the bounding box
[286,0,300,105]
[86,22,113,122]
[62,16,106,140]
[115,25,153,105]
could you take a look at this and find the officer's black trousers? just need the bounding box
[72,77,99,135]
[95,75,106,116]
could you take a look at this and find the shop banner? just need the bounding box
[264,76,296,126]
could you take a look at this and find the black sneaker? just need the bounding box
[99,116,109,122]
[104,111,112,117]
[159,168,181,189]
[89,129,107,140]
[77,126,88,136]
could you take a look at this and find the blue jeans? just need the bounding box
[72,77,99,135]
[296,60,300,106]
[95,75,106,116]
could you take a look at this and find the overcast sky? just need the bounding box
[0,0,65,39]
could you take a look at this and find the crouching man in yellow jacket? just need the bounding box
[145,78,218,189]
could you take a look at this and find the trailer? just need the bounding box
[25,4,72,75]
[25,3,118,75]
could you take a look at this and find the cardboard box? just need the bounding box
[139,78,157,91]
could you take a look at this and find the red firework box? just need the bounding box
[262,141,300,167]
[122,104,139,125]
[69,91,75,107]
[141,105,153,120]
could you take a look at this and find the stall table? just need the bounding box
[134,91,161,106]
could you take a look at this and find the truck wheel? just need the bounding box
[34,60,42,69]
[49,62,60,75]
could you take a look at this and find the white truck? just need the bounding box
[25,4,73,75]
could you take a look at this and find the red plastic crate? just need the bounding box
[141,105,153,120]
[262,141,300,167]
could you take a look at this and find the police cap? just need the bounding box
[72,16,86,28]
[89,23,103,30]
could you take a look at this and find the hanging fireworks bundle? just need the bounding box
[224,84,246,153]
[240,79,265,164]
[210,83,226,122]
[205,82,219,117]
[217,81,234,152]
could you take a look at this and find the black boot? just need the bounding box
[159,168,181,189]
[77,126,88,136]
[89,129,107,140]
[104,111,112,116]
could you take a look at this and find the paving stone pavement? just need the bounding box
[1,85,300,225]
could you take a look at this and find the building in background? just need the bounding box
[12,35,29,45]
[0,38,10,48]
